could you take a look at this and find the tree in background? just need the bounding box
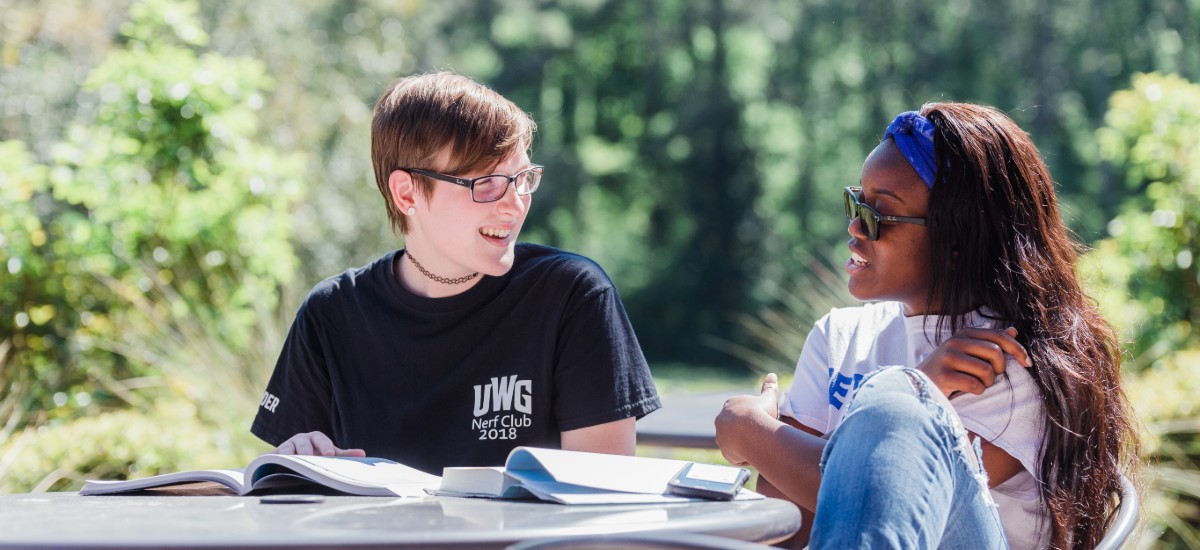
[0,5,1198,542]
[0,0,299,490]
[1084,72,1200,363]
[1080,73,1200,547]
[3,0,1198,368]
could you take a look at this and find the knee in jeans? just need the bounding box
[896,371,987,481]
[844,384,932,435]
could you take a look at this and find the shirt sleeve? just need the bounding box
[951,358,1046,479]
[250,301,335,447]
[551,284,661,432]
[780,316,833,434]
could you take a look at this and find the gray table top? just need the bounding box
[0,492,801,549]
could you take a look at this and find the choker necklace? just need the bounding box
[405,251,479,285]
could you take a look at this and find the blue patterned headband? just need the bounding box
[884,111,937,187]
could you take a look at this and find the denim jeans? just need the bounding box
[809,367,1009,550]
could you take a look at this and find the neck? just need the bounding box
[395,250,480,298]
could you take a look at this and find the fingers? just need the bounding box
[960,329,1027,367]
[925,327,1032,397]
[307,432,340,458]
[945,335,1007,379]
[292,434,316,455]
[759,374,781,420]
[760,373,779,394]
[275,431,363,457]
[954,327,1032,370]
[930,350,994,395]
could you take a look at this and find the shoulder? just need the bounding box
[300,252,396,314]
[513,243,614,292]
[817,301,904,333]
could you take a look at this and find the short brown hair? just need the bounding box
[371,72,536,233]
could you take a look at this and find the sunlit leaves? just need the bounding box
[0,0,302,440]
[1083,73,1200,361]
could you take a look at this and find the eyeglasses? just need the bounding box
[401,165,544,203]
[843,186,927,241]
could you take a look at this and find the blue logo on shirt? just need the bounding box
[827,369,865,410]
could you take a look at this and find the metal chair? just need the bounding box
[1095,474,1139,550]
[507,531,770,550]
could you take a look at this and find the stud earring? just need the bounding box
[406,207,416,215]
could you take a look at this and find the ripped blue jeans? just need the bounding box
[809,367,1009,550]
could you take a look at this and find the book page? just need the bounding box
[247,455,441,497]
[505,447,688,495]
[434,466,533,499]
[80,469,246,495]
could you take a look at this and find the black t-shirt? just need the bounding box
[251,243,661,474]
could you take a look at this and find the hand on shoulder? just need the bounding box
[918,327,1033,397]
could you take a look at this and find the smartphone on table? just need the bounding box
[667,462,751,501]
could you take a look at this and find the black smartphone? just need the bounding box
[259,494,326,504]
[666,463,750,501]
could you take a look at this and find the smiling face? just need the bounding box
[400,150,533,293]
[845,138,933,315]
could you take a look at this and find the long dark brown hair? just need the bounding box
[919,102,1140,549]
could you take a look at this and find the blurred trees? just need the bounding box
[1,0,297,488]
[1083,73,1200,364]
[0,5,1199,542]
[3,0,1198,366]
[1082,72,1200,550]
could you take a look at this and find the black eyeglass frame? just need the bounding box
[843,186,927,241]
[400,165,544,203]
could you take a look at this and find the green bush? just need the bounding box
[1084,72,1200,364]
[0,0,298,490]
[1082,72,1200,548]
[0,400,268,493]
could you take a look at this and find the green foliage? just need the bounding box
[6,0,1200,367]
[1,10,1199,545]
[0,0,299,479]
[1125,350,1200,548]
[1083,73,1200,364]
[0,141,51,434]
[0,400,267,493]
[1080,73,1200,549]
[706,253,855,376]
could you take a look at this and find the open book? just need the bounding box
[433,447,761,504]
[80,454,441,497]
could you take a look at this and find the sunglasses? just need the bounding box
[843,186,927,241]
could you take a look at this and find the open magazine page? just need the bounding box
[80,469,247,495]
[432,466,534,499]
[506,448,687,494]
[500,448,765,505]
[246,455,441,497]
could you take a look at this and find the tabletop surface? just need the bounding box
[0,492,801,549]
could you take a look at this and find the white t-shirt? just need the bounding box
[780,301,1049,550]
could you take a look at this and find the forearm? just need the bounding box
[716,408,826,511]
[756,474,814,549]
[561,417,637,455]
[739,419,826,511]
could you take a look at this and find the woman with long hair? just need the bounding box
[715,102,1140,549]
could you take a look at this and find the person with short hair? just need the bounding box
[715,103,1140,550]
[252,72,661,475]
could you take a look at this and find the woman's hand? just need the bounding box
[917,327,1033,397]
[715,373,781,466]
[274,431,366,457]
